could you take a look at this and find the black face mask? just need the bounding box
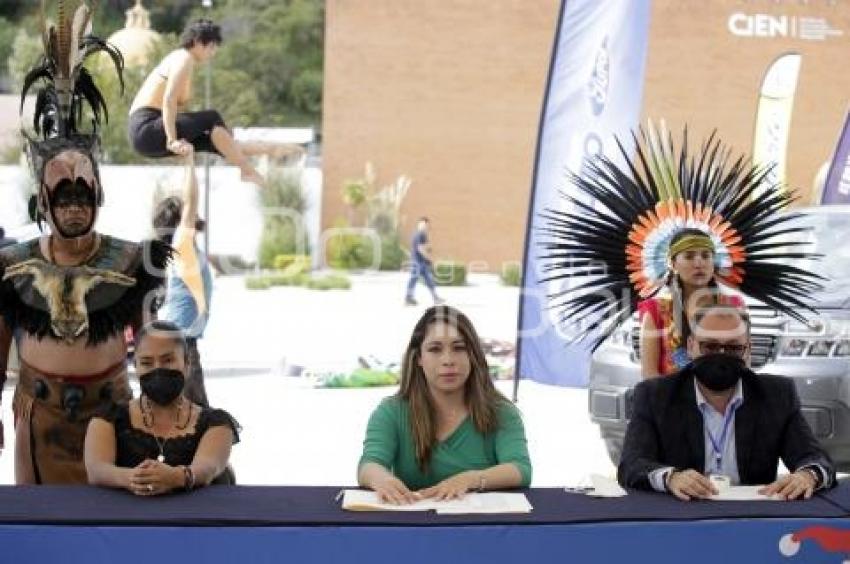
[51,178,97,208]
[140,368,185,406]
[690,353,748,392]
[47,178,97,238]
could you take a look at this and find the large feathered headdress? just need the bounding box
[539,122,822,351]
[20,0,124,223]
[22,0,124,139]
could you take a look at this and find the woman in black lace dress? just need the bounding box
[84,321,239,495]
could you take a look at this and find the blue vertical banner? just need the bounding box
[515,0,653,389]
[821,110,850,205]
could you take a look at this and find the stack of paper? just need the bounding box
[341,490,533,514]
[711,485,778,501]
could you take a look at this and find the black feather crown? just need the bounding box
[20,0,124,160]
[538,122,822,351]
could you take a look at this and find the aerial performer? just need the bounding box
[128,18,268,186]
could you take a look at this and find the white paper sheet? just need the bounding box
[710,485,779,501]
[587,474,628,497]
[341,490,533,514]
[564,474,628,497]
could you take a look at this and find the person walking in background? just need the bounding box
[152,147,213,407]
[405,217,443,306]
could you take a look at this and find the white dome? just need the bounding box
[106,0,161,68]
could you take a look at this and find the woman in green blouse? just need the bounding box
[358,306,532,504]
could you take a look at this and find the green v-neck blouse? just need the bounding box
[359,396,532,490]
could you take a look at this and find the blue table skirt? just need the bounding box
[2,520,849,564]
[0,485,848,564]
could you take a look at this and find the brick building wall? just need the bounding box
[322,0,560,272]
[322,0,850,271]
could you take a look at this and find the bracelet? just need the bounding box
[181,465,196,491]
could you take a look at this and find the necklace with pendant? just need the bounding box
[153,435,168,463]
[142,396,193,464]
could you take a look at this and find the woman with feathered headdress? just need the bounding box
[637,227,745,378]
[539,122,821,375]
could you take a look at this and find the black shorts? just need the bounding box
[128,107,226,158]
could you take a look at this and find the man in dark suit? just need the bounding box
[618,304,834,500]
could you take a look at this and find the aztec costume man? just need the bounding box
[0,1,171,484]
[539,122,822,351]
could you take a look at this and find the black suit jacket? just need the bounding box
[617,368,835,490]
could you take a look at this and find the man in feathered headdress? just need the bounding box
[0,1,171,484]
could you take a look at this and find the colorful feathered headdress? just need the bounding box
[539,122,822,351]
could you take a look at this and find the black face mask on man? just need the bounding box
[140,368,185,406]
[690,353,748,392]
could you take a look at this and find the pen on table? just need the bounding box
[334,489,344,503]
[564,486,595,493]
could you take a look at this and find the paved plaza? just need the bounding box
[0,271,616,487]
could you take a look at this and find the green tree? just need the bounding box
[5,0,324,156]
[8,28,42,94]
[0,1,32,21]
[258,167,310,267]
[0,17,16,83]
[88,34,174,164]
[202,0,324,126]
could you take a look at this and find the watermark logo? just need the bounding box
[728,12,844,41]
[779,526,850,560]
[587,37,610,116]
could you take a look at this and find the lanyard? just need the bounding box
[704,402,739,472]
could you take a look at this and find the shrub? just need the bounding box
[258,225,298,268]
[433,260,467,286]
[321,368,399,388]
[267,272,310,287]
[273,254,311,273]
[258,170,309,267]
[245,276,272,290]
[501,263,522,287]
[326,231,376,270]
[306,273,351,291]
[379,233,406,271]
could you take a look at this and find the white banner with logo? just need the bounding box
[752,53,802,195]
[516,0,652,388]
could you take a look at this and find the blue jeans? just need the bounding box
[406,260,437,300]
